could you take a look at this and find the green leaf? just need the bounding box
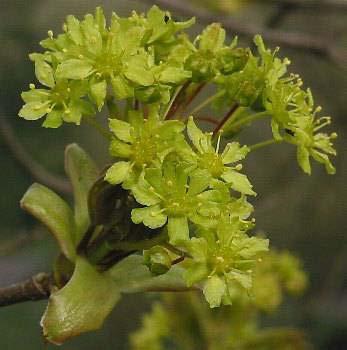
[20,183,76,261]
[109,118,133,143]
[90,79,107,111]
[56,59,94,80]
[221,169,256,196]
[131,205,167,229]
[64,144,98,243]
[104,161,131,185]
[19,102,48,120]
[41,256,120,345]
[167,216,189,244]
[203,275,226,308]
[34,59,55,88]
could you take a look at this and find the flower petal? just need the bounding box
[203,275,226,308]
[221,169,256,196]
[221,142,249,164]
[167,216,189,244]
[109,118,133,143]
[104,161,131,185]
[131,205,167,229]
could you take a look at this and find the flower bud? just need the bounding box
[144,246,172,276]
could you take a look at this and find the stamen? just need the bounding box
[215,132,222,154]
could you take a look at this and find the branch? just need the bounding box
[143,0,346,65]
[0,272,52,307]
[0,228,45,256]
[266,3,297,29]
[281,0,347,10]
[0,115,71,195]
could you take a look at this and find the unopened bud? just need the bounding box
[144,246,171,276]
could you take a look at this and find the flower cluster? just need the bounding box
[18,6,337,309]
[214,35,337,174]
[104,110,264,306]
[19,6,194,126]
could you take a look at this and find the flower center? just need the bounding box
[200,153,224,178]
[132,136,157,168]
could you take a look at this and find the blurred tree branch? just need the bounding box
[0,228,45,256]
[0,115,71,195]
[144,0,346,65]
[0,272,53,307]
[281,0,347,9]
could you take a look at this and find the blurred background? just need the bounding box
[0,0,346,349]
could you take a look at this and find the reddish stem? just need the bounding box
[166,81,191,119]
[167,82,206,120]
[213,103,239,136]
[172,256,186,265]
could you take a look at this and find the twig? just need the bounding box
[0,272,53,307]
[266,3,297,29]
[280,0,347,10]
[0,228,45,256]
[142,0,346,65]
[213,103,239,136]
[0,115,71,194]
